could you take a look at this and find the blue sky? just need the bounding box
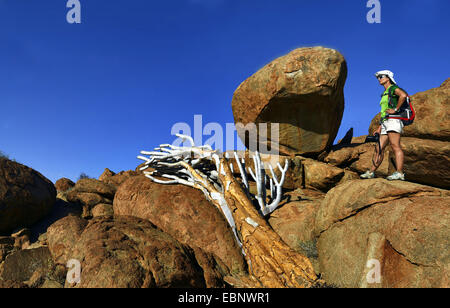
[0,0,448,183]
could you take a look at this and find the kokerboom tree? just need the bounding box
[138,134,321,288]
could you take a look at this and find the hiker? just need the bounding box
[360,70,408,181]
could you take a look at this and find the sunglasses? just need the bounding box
[377,75,388,80]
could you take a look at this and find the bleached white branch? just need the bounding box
[176,133,195,147]
[246,152,289,216]
[234,152,248,189]
[138,137,289,251]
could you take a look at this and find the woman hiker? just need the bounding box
[360,70,407,181]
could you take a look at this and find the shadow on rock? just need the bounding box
[28,198,82,243]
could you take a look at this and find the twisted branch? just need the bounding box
[137,134,319,287]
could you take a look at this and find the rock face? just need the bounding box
[113,176,246,274]
[0,247,55,284]
[47,215,223,288]
[268,189,325,273]
[324,136,392,177]
[0,158,56,234]
[315,179,450,288]
[388,137,450,189]
[46,215,88,265]
[0,237,16,263]
[301,157,358,191]
[232,47,347,156]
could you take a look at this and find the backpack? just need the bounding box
[386,85,416,126]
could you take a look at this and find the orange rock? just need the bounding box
[48,216,218,288]
[113,176,246,275]
[0,158,56,233]
[231,47,347,156]
[269,189,325,272]
[315,179,450,288]
[55,178,75,192]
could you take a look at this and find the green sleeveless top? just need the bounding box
[380,85,399,121]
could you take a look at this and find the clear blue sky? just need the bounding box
[0,0,448,183]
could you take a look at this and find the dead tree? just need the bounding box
[137,134,320,288]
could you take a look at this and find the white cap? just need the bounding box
[375,70,397,84]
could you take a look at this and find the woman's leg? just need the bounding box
[387,132,404,173]
[371,134,389,172]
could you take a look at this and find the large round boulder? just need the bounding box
[0,158,56,234]
[232,47,347,156]
[54,178,75,192]
[47,215,214,288]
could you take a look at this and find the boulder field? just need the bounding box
[0,48,448,288]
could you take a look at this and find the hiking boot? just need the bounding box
[360,170,375,179]
[386,171,405,181]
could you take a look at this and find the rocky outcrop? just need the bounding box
[0,158,56,234]
[1,64,448,289]
[70,178,116,198]
[98,168,115,181]
[100,169,139,189]
[54,178,75,192]
[231,47,347,156]
[66,178,116,218]
[47,215,226,288]
[315,179,450,288]
[113,176,246,274]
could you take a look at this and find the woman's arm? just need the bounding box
[394,88,408,111]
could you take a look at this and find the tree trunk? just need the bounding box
[219,158,319,288]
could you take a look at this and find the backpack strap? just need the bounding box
[387,85,399,109]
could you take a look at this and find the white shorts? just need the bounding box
[381,119,403,135]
